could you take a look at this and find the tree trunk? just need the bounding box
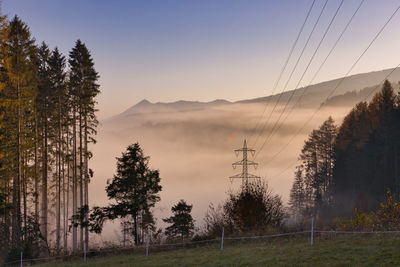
[79,111,83,250]
[41,109,48,244]
[56,98,62,251]
[84,115,89,251]
[133,214,138,246]
[34,108,39,222]
[12,80,22,247]
[72,109,77,252]
[62,126,67,253]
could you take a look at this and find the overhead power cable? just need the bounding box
[262,3,400,169]
[251,0,329,149]
[255,0,345,157]
[247,0,316,145]
[270,0,366,147]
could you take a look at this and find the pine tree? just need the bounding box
[68,39,99,251]
[163,200,195,240]
[37,42,52,247]
[288,166,305,223]
[99,143,162,245]
[48,46,66,252]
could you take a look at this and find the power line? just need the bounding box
[251,0,329,149]
[247,0,316,146]
[260,2,400,180]
[255,0,345,157]
[269,2,400,170]
[269,0,366,147]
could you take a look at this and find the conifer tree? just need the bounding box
[48,47,66,251]
[88,143,162,246]
[163,200,195,239]
[68,39,99,251]
[288,166,306,222]
[0,16,37,248]
[37,42,52,246]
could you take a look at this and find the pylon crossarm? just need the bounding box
[232,160,245,166]
[229,174,244,179]
[247,174,260,179]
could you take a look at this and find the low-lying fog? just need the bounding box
[89,101,351,243]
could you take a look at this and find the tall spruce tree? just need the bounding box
[48,47,66,251]
[37,42,52,247]
[68,39,99,251]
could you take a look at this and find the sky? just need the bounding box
[3,0,400,119]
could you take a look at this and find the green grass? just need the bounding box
[35,234,400,266]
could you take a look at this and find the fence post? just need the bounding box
[146,235,149,257]
[20,251,23,267]
[221,227,224,250]
[311,217,314,246]
[84,243,87,262]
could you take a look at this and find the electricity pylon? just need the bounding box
[230,139,260,190]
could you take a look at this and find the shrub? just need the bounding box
[224,181,284,232]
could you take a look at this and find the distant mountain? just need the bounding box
[115,99,232,118]
[108,68,400,121]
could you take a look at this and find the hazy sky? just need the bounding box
[3,0,400,119]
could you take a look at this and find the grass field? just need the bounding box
[33,233,400,266]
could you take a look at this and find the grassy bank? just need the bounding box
[32,233,400,266]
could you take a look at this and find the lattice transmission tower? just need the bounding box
[230,140,260,190]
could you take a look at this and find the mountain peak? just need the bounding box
[136,99,152,106]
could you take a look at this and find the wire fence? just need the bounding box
[3,225,400,266]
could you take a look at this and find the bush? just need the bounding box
[335,208,375,231]
[335,190,400,231]
[224,181,284,232]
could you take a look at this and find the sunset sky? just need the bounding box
[4,0,400,119]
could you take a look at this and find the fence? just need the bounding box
[3,219,400,266]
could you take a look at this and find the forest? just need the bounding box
[0,13,100,260]
[289,80,400,225]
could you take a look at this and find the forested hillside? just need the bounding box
[289,80,400,223]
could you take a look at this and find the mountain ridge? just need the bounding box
[108,67,400,121]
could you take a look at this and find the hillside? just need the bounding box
[35,234,400,266]
[239,68,400,106]
[323,82,400,107]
